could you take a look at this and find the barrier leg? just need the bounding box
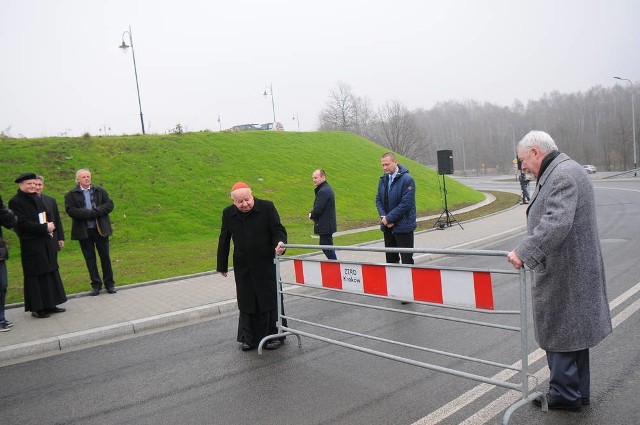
[502,391,544,424]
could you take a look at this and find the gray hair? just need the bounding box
[75,168,91,179]
[518,131,558,154]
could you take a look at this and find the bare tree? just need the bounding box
[317,81,638,173]
[319,82,358,132]
[353,96,376,139]
[318,82,376,138]
[373,100,420,157]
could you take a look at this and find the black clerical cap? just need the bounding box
[14,172,37,183]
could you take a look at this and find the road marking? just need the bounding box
[411,281,640,425]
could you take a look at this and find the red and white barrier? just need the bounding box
[293,259,494,310]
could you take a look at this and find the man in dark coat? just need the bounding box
[508,131,612,412]
[217,182,287,351]
[309,169,337,260]
[519,171,531,204]
[64,169,116,296]
[9,173,67,318]
[0,194,17,331]
[35,175,65,252]
[375,152,417,264]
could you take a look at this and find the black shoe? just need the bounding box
[31,311,51,318]
[2,320,13,328]
[107,287,117,294]
[533,393,582,412]
[264,339,283,350]
[241,342,254,351]
[401,301,410,305]
[90,288,100,296]
[582,397,590,405]
[48,307,66,314]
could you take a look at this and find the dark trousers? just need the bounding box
[237,293,287,347]
[0,261,7,322]
[383,230,414,264]
[79,228,115,290]
[521,183,530,202]
[319,233,337,260]
[546,349,590,402]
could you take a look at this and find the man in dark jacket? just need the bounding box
[64,169,116,296]
[35,175,65,252]
[0,194,17,330]
[309,169,337,260]
[375,152,417,264]
[217,182,287,351]
[9,173,67,318]
[519,171,530,204]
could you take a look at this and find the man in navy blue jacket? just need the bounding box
[375,152,417,264]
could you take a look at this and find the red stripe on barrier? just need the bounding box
[321,262,343,289]
[412,268,444,303]
[294,260,304,284]
[362,264,388,296]
[473,272,494,310]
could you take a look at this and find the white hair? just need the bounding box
[517,131,559,154]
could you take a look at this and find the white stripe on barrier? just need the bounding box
[441,270,476,308]
[386,266,413,300]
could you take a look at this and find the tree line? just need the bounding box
[318,82,638,175]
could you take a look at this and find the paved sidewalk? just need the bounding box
[0,194,527,362]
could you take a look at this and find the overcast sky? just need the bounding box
[1,0,639,137]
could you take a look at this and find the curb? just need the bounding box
[0,299,237,362]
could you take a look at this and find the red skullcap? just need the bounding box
[231,182,250,192]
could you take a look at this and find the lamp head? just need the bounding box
[119,41,130,51]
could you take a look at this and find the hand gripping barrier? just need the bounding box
[258,244,544,424]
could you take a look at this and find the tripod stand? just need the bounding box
[433,173,463,229]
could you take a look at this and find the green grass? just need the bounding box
[0,131,488,304]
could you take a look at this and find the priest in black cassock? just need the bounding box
[9,173,67,318]
[216,182,287,351]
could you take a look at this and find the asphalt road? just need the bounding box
[1,177,639,425]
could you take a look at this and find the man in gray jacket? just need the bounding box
[507,131,612,412]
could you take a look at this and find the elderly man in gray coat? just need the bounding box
[507,131,612,412]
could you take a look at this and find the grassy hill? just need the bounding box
[0,131,483,303]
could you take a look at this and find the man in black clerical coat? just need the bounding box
[216,182,287,351]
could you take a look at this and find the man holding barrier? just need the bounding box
[507,131,612,412]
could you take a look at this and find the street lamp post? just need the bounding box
[505,123,518,179]
[262,84,276,125]
[119,25,145,135]
[614,76,637,176]
[292,113,299,131]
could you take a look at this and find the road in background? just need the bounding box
[1,177,638,425]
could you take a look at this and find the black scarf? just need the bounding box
[537,150,560,182]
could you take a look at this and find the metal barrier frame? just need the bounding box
[258,244,544,424]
